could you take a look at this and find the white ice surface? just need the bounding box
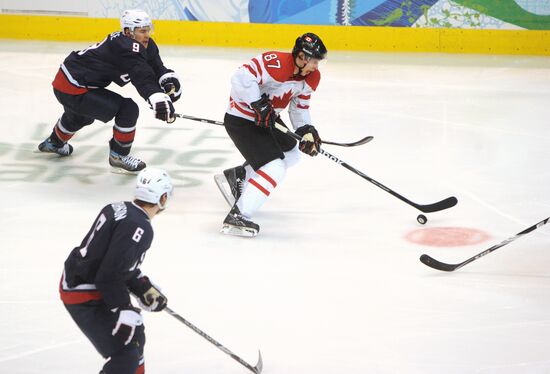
[1,40,550,374]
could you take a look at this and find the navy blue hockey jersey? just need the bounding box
[60,202,154,309]
[52,31,170,100]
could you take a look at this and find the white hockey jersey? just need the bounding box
[227,51,321,130]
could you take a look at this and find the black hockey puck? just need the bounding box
[417,214,427,225]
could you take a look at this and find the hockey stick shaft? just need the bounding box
[420,216,550,272]
[174,113,373,147]
[175,113,224,126]
[273,122,457,213]
[164,306,263,374]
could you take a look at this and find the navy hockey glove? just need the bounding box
[250,94,275,128]
[295,125,321,156]
[112,305,142,345]
[159,72,182,103]
[148,92,176,123]
[133,276,168,312]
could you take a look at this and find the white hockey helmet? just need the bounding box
[120,9,153,33]
[134,168,173,210]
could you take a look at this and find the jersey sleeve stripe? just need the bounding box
[251,58,263,79]
[233,100,255,117]
[297,104,310,109]
[243,64,257,77]
[297,94,311,100]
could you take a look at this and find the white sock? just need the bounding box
[283,144,301,168]
[243,163,254,180]
[237,158,286,218]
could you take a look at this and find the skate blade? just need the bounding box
[220,224,258,237]
[214,174,235,207]
[34,149,71,157]
[110,166,140,175]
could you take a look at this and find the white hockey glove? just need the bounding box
[148,92,176,123]
[112,306,143,345]
[159,72,182,102]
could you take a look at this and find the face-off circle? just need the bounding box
[405,227,490,247]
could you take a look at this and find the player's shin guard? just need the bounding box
[52,118,75,144]
[38,118,75,156]
[110,123,136,156]
[110,98,139,156]
[101,347,141,374]
[283,144,301,168]
[237,158,286,218]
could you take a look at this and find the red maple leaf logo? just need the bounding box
[271,90,293,109]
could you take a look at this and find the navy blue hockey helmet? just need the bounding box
[292,33,327,60]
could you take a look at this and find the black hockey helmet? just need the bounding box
[292,33,327,60]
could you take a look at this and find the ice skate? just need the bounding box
[109,150,146,174]
[38,137,73,156]
[214,165,246,207]
[221,205,259,237]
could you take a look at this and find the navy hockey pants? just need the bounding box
[53,88,139,155]
[64,301,145,374]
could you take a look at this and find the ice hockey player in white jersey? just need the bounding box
[216,33,326,237]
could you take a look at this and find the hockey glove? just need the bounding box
[133,276,168,312]
[148,92,176,123]
[159,72,182,103]
[112,305,143,345]
[295,125,321,156]
[250,94,275,128]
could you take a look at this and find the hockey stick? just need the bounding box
[420,217,550,272]
[164,306,263,374]
[273,122,457,213]
[173,113,373,147]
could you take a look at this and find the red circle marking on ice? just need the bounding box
[405,227,490,247]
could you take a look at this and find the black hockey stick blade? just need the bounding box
[419,254,459,271]
[415,196,458,213]
[273,117,373,148]
[420,216,550,272]
[254,350,264,374]
[323,135,374,147]
[274,122,457,214]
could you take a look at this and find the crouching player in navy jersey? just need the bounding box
[60,168,173,374]
[39,9,181,173]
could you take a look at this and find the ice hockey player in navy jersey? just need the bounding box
[38,9,182,173]
[60,168,173,374]
[215,33,326,237]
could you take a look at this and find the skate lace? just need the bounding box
[121,154,141,169]
[237,179,244,194]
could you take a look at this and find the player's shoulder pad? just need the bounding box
[260,51,294,83]
[146,38,159,55]
[109,32,147,56]
[305,70,321,91]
